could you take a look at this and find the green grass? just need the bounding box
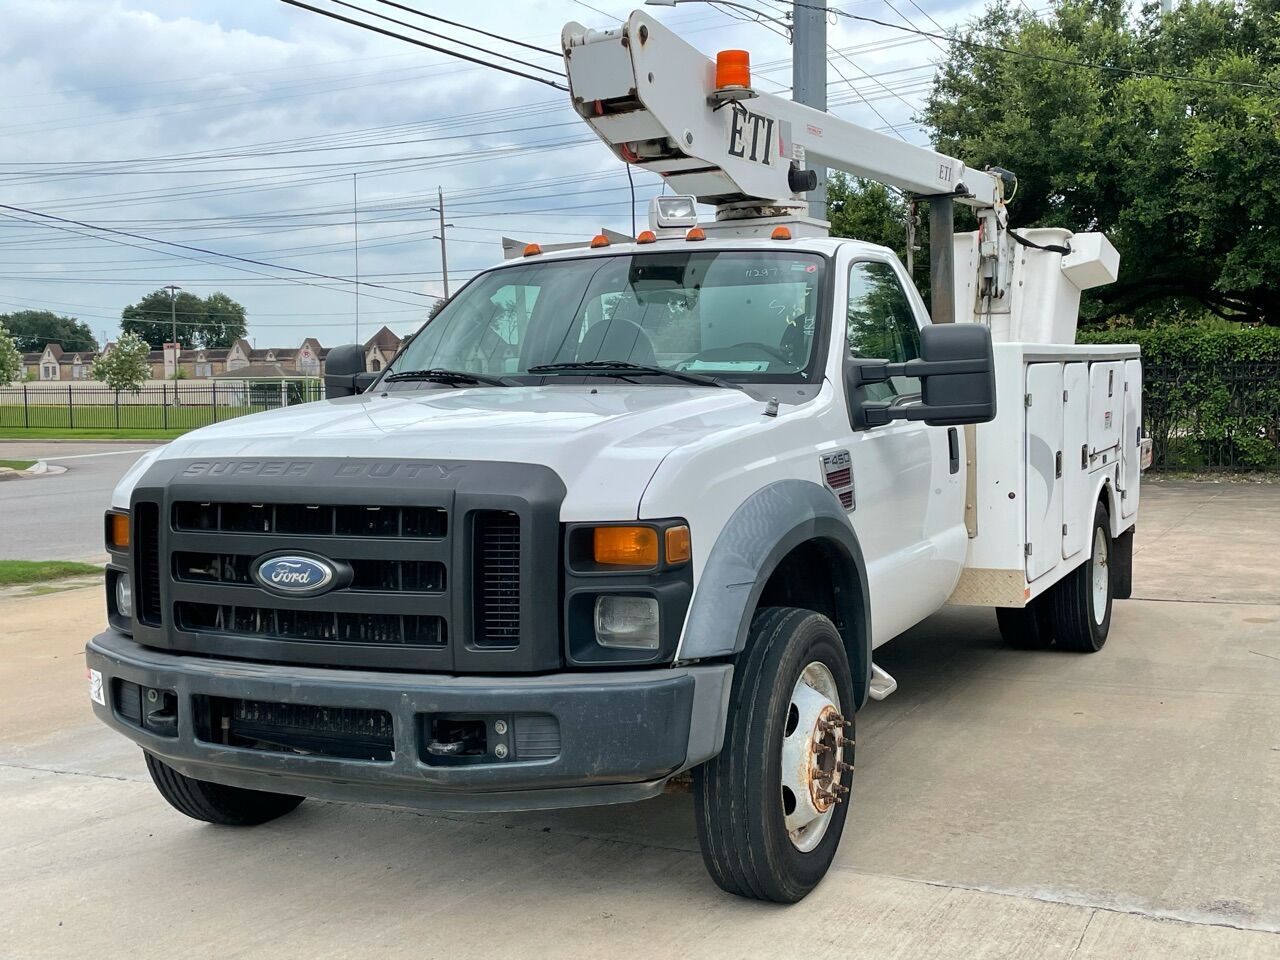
[0,427,190,440]
[0,402,271,432]
[0,459,36,470]
[0,560,101,586]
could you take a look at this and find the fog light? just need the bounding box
[594,596,660,650]
[115,572,133,619]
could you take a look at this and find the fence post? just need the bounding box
[162,386,169,430]
[212,380,218,423]
[68,384,74,428]
[115,389,121,429]
[23,384,29,428]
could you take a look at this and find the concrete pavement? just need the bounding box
[0,441,162,562]
[1,481,1277,958]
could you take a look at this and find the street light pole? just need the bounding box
[163,283,181,402]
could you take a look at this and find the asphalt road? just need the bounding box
[1,481,1278,958]
[0,441,162,562]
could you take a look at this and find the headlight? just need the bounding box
[115,572,133,619]
[594,596,660,650]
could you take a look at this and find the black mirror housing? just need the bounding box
[851,323,996,428]
[323,343,375,399]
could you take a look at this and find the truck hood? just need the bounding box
[118,385,762,520]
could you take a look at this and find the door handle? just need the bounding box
[947,427,960,475]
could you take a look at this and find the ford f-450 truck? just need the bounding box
[86,11,1145,902]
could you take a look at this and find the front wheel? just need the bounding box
[145,753,305,826]
[693,607,855,903]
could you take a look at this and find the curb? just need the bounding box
[0,437,167,445]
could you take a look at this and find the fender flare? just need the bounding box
[678,479,874,710]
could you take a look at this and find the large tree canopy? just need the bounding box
[121,289,248,348]
[922,0,1280,324]
[0,310,98,353]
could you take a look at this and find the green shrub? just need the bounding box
[1078,327,1280,470]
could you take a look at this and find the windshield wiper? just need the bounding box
[527,360,746,392]
[383,368,514,387]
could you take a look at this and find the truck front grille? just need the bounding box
[175,602,446,647]
[134,502,163,627]
[473,510,521,647]
[128,458,564,673]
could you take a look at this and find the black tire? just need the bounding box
[693,607,855,903]
[1051,501,1113,652]
[996,595,1055,649]
[144,752,305,826]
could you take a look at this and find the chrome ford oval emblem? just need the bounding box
[253,554,337,597]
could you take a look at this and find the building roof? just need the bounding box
[363,326,401,353]
[212,363,314,380]
[43,343,64,360]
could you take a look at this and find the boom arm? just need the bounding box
[561,11,1003,213]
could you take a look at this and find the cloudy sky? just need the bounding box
[0,0,985,351]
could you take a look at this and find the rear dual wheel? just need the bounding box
[694,608,854,903]
[997,501,1113,653]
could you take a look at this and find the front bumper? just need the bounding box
[87,630,731,812]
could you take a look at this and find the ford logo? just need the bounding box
[252,554,341,597]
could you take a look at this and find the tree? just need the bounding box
[92,332,151,393]
[922,0,1280,325]
[0,322,21,386]
[826,173,929,299]
[0,310,98,353]
[121,289,248,348]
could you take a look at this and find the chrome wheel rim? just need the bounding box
[1091,527,1109,625]
[779,661,850,853]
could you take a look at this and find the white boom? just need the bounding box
[561,11,1004,213]
[560,10,1119,343]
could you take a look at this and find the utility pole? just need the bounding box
[163,283,181,401]
[352,173,360,343]
[435,187,450,298]
[792,1,827,221]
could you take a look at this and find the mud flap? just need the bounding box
[1112,528,1133,600]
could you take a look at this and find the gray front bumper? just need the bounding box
[87,630,731,812]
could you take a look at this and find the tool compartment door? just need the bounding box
[1025,362,1064,582]
[1061,362,1089,558]
[1119,357,1142,520]
[1089,361,1124,465]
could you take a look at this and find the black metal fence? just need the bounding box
[1142,362,1280,471]
[0,381,324,432]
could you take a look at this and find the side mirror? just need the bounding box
[323,344,378,399]
[850,323,996,428]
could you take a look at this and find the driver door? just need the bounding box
[839,257,967,645]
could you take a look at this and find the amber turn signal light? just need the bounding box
[108,512,130,550]
[636,230,657,244]
[594,526,659,566]
[665,525,691,564]
[686,227,706,241]
[771,226,792,240]
[523,242,542,257]
[590,234,611,248]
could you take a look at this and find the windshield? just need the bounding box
[387,250,827,384]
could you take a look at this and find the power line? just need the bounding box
[0,204,434,306]
[371,0,561,57]
[277,0,570,91]
[324,0,563,77]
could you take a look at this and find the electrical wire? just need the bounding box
[277,0,569,91]
[372,0,561,58]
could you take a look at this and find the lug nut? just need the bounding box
[494,720,508,735]
[494,743,509,759]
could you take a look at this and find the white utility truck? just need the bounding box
[86,11,1146,902]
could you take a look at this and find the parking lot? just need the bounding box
[1,480,1278,958]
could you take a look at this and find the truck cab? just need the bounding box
[86,9,1141,904]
